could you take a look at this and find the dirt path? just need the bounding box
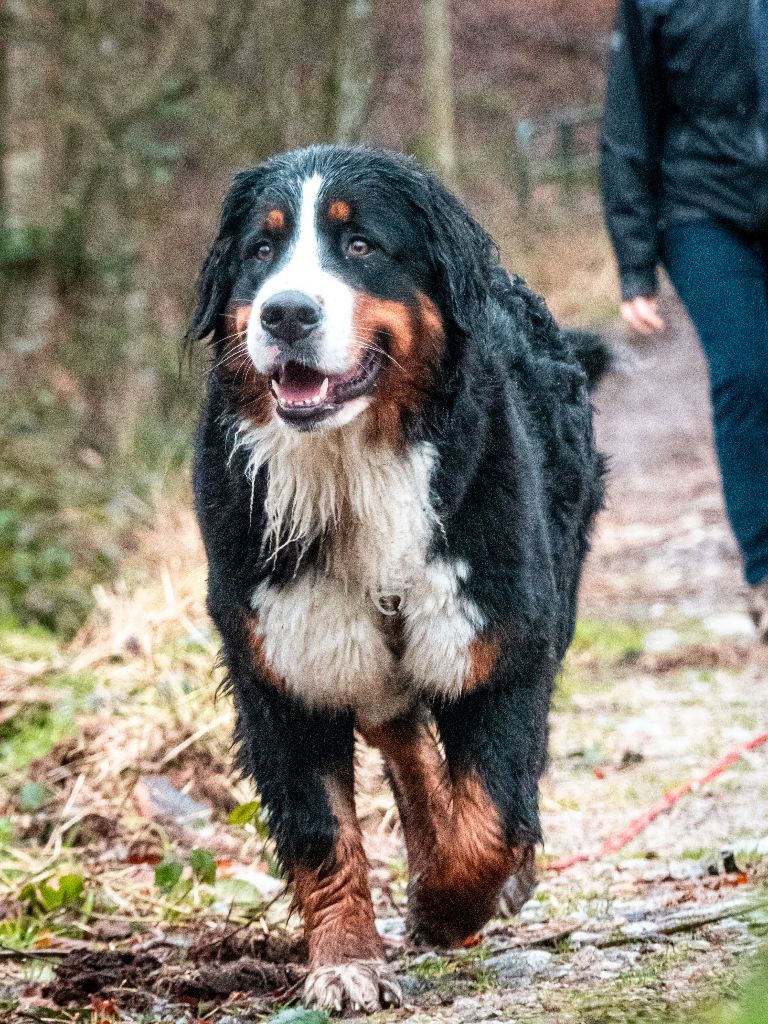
[583,298,744,618]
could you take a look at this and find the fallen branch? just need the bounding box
[580,897,766,949]
[0,947,68,959]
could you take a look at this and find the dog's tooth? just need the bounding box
[319,377,329,400]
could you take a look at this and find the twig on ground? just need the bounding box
[160,712,231,766]
[0,947,68,959]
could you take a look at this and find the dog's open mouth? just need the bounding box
[269,346,384,428]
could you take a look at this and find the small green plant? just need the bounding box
[0,915,48,951]
[19,873,85,914]
[266,1008,330,1024]
[188,847,217,885]
[154,859,185,893]
[227,800,262,825]
[17,782,54,813]
[154,848,218,894]
[228,798,271,839]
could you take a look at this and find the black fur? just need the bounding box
[562,328,614,391]
[190,144,605,919]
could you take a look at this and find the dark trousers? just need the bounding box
[663,220,768,586]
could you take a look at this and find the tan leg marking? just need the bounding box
[293,777,402,1011]
[293,777,382,966]
[362,718,528,947]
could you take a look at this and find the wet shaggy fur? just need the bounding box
[187,145,605,1012]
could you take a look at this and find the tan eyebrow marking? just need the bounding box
[265,209,285,231]
[328,199,351,222]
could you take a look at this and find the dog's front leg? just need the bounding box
[364,673,546,949]
[363,714,525,947]
[293,774,402,1013]
[232,682,401,1013]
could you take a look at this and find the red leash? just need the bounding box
[547,730,768,873]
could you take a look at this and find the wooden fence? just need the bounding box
[508,103,603,210]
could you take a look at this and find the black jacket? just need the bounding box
[601,0,768,300]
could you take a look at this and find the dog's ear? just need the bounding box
[186,235,234,343]
[186,169,266,343]
[414,175,498,336]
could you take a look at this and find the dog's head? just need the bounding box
[188,146,496,438]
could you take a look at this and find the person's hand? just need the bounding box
[620,296,664,335]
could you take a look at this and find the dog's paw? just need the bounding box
[496,846,538,918]
[303,960,403,1014]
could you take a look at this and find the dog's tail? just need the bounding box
[563,328,614,392]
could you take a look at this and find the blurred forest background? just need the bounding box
[0,0,617,637]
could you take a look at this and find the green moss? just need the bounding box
[407,954,455,982]
[406,947,495,995]
[570,619,646,664]
[0,619,59,660]
[0,671,95,776]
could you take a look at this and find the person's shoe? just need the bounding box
[747,580,768,643]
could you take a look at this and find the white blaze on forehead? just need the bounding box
[268,174,323,291]
[246,174,356,376]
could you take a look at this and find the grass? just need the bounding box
[0,672,95,779]
[0,368,198,637]
[406,946,497,996]
[0,533,284,961]
[570,619,646,664]
[554,618,647,710]
[723,952,768,1023]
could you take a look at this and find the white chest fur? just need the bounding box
[237,418,485,723]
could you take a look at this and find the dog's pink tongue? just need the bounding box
[277,362,328,402]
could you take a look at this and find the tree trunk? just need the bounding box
[335,0,375,143]
[420,0,456,183]
[0,0,9,351]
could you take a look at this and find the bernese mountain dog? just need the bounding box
[188,145,605,1014]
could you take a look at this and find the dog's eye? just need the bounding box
[256,242,273,261]
[347,237,372,257]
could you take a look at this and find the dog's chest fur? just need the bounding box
[240,419,485,723]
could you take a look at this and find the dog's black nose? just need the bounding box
[260,291,322,342]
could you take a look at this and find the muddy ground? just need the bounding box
[1,301,767,1023]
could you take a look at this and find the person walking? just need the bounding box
[601,0,768,639]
